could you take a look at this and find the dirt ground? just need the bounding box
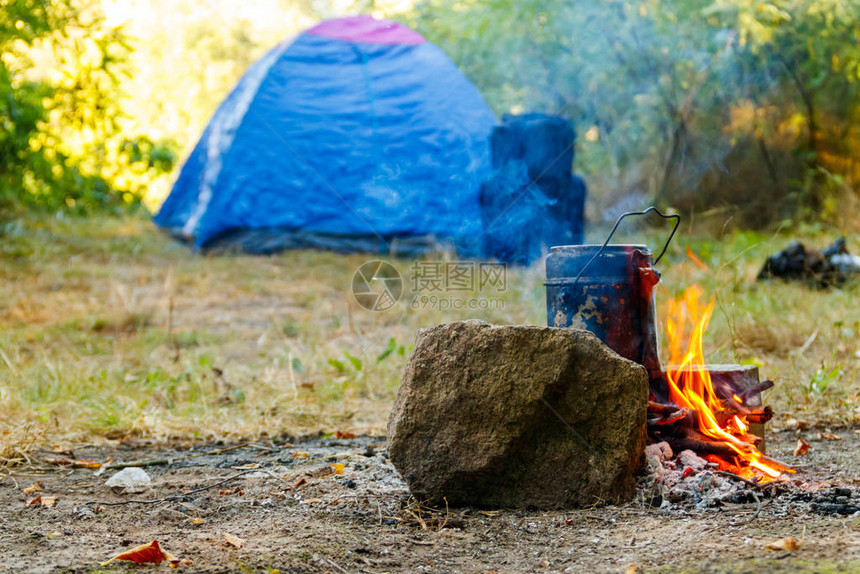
[1,429,859,574]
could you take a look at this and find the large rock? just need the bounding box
[387,321,648,508]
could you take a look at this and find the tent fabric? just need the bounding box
[155,15,497,255]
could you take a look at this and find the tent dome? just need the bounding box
[155,15,497,255]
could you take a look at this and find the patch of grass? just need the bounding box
[0,213,858,451]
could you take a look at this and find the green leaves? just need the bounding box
[376,337,405,362]
[0,0,176,216]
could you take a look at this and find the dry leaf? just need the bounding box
[766,537,801,551]
[794,439,811,456]
[331,463,345,475]
[335,430,356,439]
[103,540,171,565]
[305,498,324,504]
[819,433,843,441]
[291,450,310,459]
[223,532,245,548]
[22,484,41,494]
[25,495,55,507]
[291,477,306,489]
[189,517,206,525]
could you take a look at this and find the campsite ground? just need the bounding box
[0,431,858,573]
[1,214,860,572]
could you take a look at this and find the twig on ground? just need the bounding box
[749,490,762,522]
[83,470,257,507]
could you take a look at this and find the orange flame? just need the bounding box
[665,284,792,481]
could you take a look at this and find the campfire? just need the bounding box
[648,283,793,481]
[545,210,794,483]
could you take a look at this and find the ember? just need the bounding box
[654,283,793,481]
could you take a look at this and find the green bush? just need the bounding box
[0,0,176,218]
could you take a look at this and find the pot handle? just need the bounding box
[570,206,681,286]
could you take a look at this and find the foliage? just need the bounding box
[0,0,176,218]
[3,0,858,225]
[409,0,860,227]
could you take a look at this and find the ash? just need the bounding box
[639,442,860,517]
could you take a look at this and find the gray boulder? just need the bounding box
[387,321,648,508]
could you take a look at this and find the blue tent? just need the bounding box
[155,16,497,255]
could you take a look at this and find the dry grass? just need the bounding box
[0,423,44,468]
[0,215,858,456]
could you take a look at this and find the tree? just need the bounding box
[0,0,175,218]
[409,0,860,227]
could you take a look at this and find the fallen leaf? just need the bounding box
[189,517,206,525]
[785,419,808,430]
[331,463,345,475]
[291,450,310,459]
[626,565,637,574]
[22,484,41,494]
[291,477,306,489]
[335,430,356,440]
[794,439,812,456]
[74,460,102,469]
[819,433,843,441]
[103,540,173,566]
[766,537,801,551]
[222,532,245,548]
[305,498,324,504]
[24,496,55,507]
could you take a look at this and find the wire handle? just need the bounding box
[571,206,681,286]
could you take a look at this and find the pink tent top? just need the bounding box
[304,15,426,46]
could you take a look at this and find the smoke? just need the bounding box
[414,1,795,226]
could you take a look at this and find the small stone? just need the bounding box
[645,454,664,476]
[105,467,151,494]
[645,442,673,461]
[677,450,708,472]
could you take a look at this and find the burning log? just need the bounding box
[656,286,789,480]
